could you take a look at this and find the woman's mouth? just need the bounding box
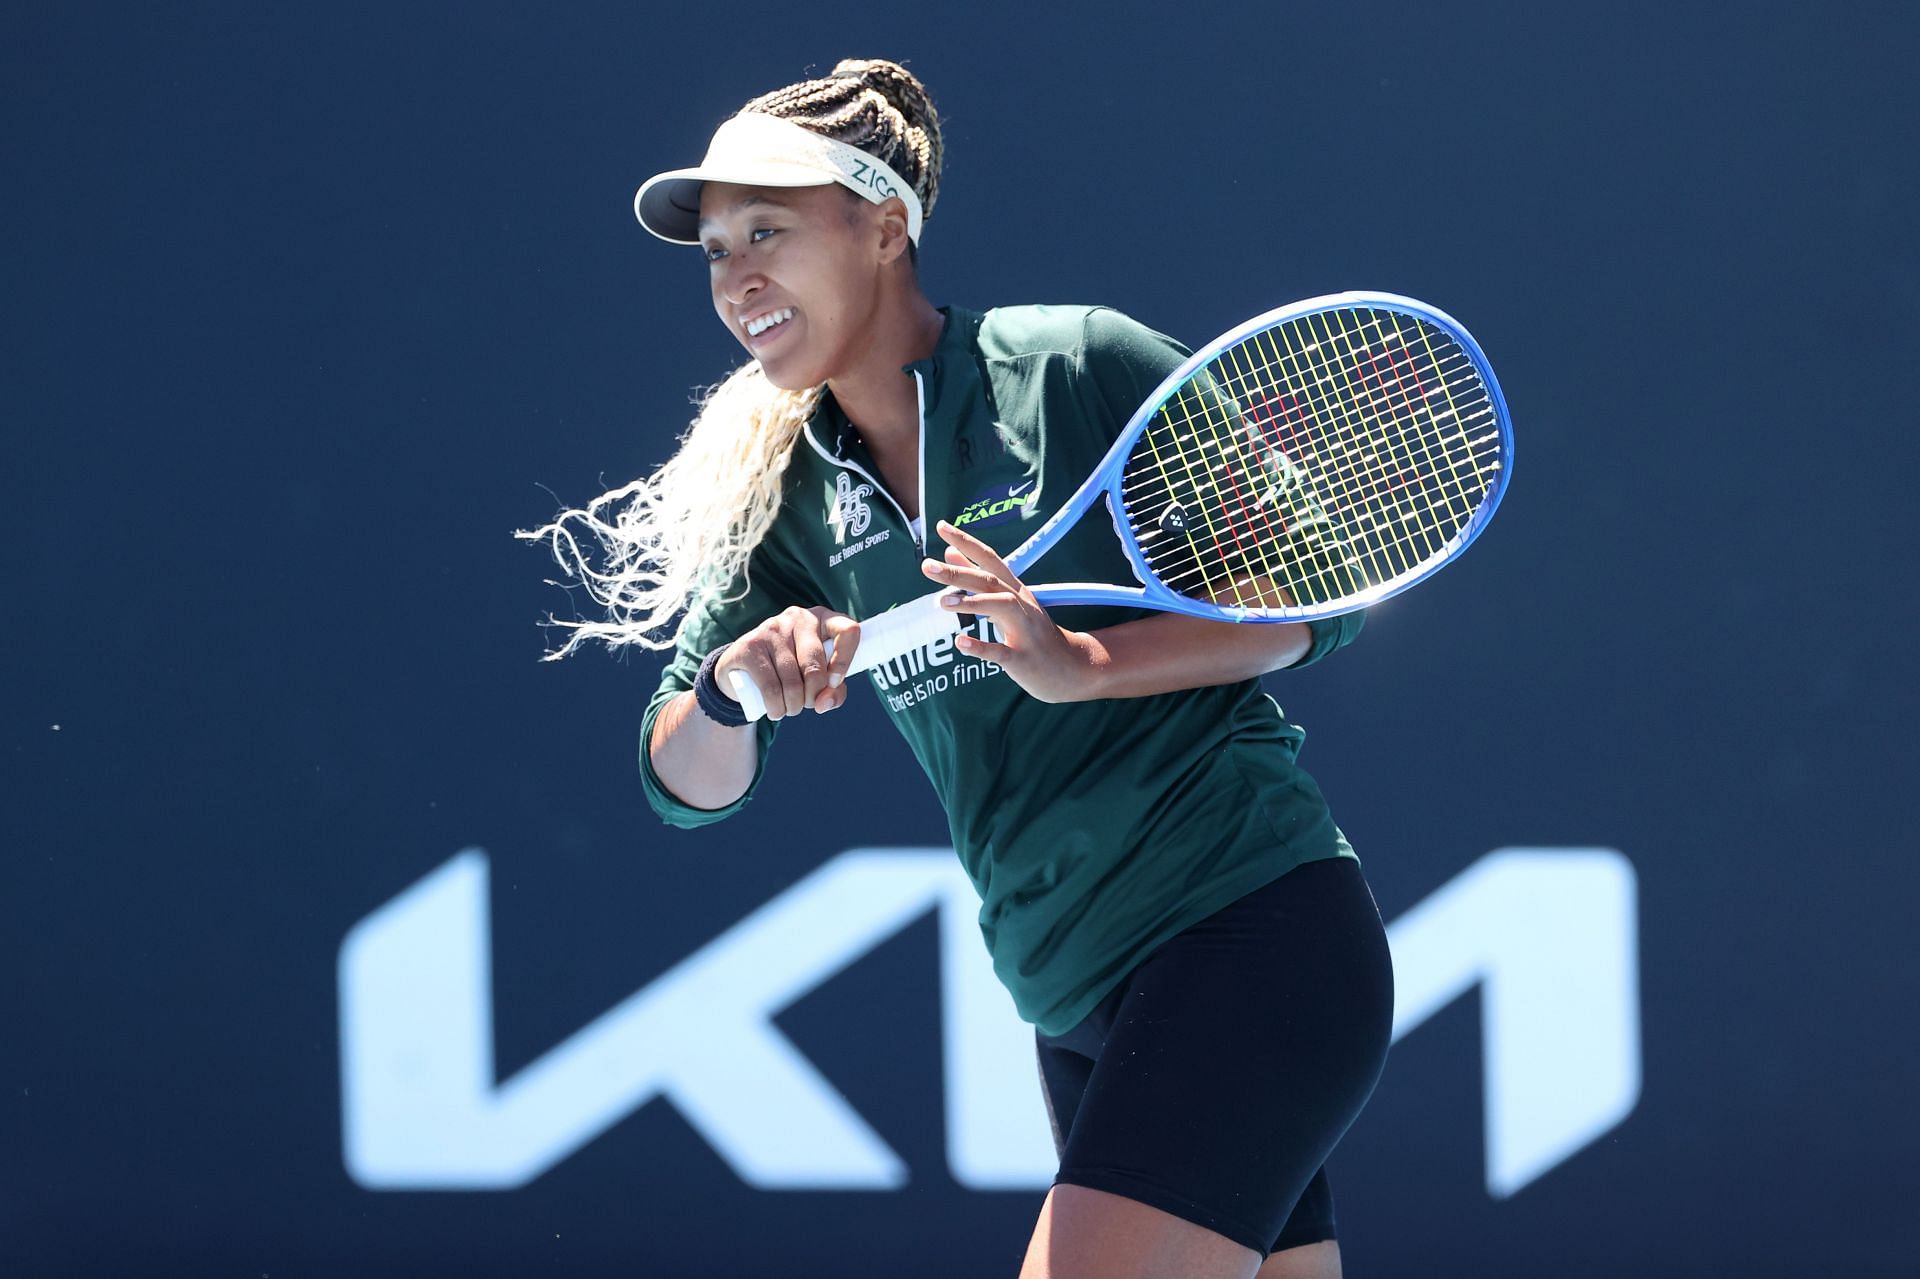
[744,307,795,341]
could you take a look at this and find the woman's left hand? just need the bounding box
[920,520,1098,704]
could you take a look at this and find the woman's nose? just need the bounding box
[719,265,765,308]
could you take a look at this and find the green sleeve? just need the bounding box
[1289,609,1364,668]
[1075,306,1193,441]
[637,540,815,828]
[1075,307,1365,670]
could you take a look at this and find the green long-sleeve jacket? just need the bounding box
[642,305,1363,1036]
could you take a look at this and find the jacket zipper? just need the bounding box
[913,370,929,555]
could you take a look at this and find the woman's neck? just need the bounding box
[826,288,945,453]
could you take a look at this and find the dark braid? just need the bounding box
[740,58,944,221]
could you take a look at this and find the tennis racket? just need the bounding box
[727,291,1513,721]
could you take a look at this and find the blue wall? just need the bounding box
[6,2,1916,1274]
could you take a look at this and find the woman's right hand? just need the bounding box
[715,606,862,720]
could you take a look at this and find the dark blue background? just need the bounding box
[5,2,1915,1274]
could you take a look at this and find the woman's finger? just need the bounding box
[921,556,1001,595]
[819,614,861,701]
[727,642,796,721]
[790,616,835,712]
[768,640,808,719]
[936,520,1019,586]
[953,630,1014,664]
[939,590,1021,623]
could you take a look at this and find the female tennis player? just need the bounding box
[525,59,1393,1279]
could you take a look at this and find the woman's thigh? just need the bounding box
[1037,858,1394,1259]
[1020,1184,1262,1279]
[1019,1186,1344,1279]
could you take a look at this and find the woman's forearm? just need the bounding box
[648,690,760,810]
[1063,612,1313,701]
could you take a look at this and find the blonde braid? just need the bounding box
[519,369,823,657]
[520,60,943,657]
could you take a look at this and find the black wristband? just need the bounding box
[693,647,752,728]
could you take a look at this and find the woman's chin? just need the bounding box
[755,356,820,392]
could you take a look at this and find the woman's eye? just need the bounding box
[704,229,775,263]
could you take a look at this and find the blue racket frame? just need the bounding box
[1008,290,1515,622]
[729,292,1515,718]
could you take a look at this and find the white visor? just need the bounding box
[633,112,925,246]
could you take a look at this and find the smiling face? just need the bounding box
[698,181,905,390]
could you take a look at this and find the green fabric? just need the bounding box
[640,305,1364,1034]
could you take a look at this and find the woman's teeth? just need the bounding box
[746,308,794,337]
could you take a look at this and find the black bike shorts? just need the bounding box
[1034,856,1394,1258]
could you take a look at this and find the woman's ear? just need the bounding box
[872,195,914,265]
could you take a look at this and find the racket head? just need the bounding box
[1088,292,1514,622]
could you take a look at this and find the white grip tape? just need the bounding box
[722,590,959,724]
[843,591,961,676]
[726,667,771,722]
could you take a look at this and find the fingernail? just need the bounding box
[941,592,963,607]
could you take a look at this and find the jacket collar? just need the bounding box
[902,305,983,421]
[809,305,982,458]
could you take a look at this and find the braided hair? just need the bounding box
[521,60,945,657]
[743,57,944,236]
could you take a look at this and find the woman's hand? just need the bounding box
[716,605,862,720]
[920,520,1098,704]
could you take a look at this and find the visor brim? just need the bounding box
[633,162,842,245]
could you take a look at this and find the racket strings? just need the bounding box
[1163,347,1490,602]
[1243,314,1491,582]
[1120,308,1503,611]
[1119,355,1493,549]
[1152,346,1492,601]
[1233,312,1492,571]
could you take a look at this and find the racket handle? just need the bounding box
[722,590,960,724]
[726,668,773,722]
